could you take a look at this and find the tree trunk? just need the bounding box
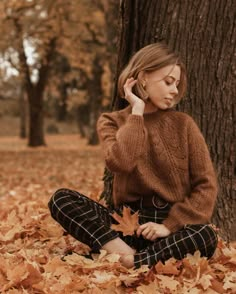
[19,86,27,139]
[77,104,90,138]
[56,83,68,122]
[28,87,45,146]
[17,36,56,147]
[103,0,120,106]
[87,54,104,145]
[103,0,236,240]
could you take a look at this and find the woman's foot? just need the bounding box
[101,237,135,268]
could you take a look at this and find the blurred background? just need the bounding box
[0,0,118,146]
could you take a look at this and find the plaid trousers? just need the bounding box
[48,188,218,268]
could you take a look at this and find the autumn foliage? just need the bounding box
[0,135,235,293]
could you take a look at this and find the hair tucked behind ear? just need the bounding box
[118,43,187,102]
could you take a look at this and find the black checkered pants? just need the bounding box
[48,188,218,268]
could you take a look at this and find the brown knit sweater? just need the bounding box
[97,106,218,232]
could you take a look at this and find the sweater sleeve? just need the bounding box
[97,112,147,173]
[163,118,218,232]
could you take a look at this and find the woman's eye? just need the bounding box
[165,80,180,88]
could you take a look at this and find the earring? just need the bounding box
[142,82,146,88]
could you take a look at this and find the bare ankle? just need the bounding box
[102,237,135,255]
[119,254,134,268]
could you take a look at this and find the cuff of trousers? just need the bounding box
[134,251,150,269]
[92,230,120,252]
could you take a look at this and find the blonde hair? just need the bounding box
[118,43,187,103]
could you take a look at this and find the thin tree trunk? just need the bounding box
[19,86,27,139]
[28,87,45,146]
[77,104,89,138]
[27,38,56,147]
[87,54,104,145]
[104,0,236,240]
[56,83,68,122]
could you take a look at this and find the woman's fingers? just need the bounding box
[136,223,147,237]
[137,223,153,238]
[145,230,155,240]
[123,78,145,115]
[136,222,171,240]
[124,78,137,98]
[124,77,136,86]
[124,77,136,89]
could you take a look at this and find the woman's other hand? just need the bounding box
[123,78,145,115]
[136,222,171,241]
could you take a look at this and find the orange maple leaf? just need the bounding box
[155,258,180,276]
[111,207,140,236]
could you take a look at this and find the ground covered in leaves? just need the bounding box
[0,135,235,293]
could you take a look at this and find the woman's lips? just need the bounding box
[165,98,173,105]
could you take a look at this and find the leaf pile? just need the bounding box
[0,135,235,293]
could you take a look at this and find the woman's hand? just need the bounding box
[136,222,171,241]
[123,78,145,115]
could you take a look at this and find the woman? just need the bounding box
[48,43,218,269]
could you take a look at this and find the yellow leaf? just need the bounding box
[91,270,116,284]
[223,272,236,291]
[186,251,202,265]
[156,274,180,291]
[197,274,213,290]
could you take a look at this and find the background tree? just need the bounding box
[0,0,111,146]
[103,0,236,241]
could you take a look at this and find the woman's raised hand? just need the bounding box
[123,78,145,115]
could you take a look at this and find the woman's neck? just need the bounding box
[144,101,158,114]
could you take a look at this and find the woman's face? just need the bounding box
[143,65,181,111]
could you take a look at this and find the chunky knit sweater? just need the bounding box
[97,106,218,232]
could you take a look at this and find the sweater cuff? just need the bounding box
[127,114,144,124]
[162,218,184,233]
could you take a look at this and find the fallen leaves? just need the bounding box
[111,206,140,236]
[155,258,181,275]
[0,135,235,293]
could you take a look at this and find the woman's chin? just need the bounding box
[159,104,171,110]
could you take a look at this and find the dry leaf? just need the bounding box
[197,274,213,290]
[155,258,180,275]
[90,270,117,284]
[223,272,236,292]
[111,206,139,236]
[156,274,180,291]
[137,279,161,293]
[210,278,225,294]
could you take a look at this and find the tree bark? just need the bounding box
[13,20,56,146]
[104,0,236,240]
[19,86,27,139]
[27,86,46,146]
[103,0,120,104]
[26,38,56,146]
[56,83,68,122]
[87,54,104,145]
[75,54,104,145]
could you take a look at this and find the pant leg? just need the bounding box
[134,224,218,268]
[48,188,119,252]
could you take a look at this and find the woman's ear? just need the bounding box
[136,71,148,100]
[137,71,146,88]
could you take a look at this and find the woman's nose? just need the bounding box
[171,84,178,95]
